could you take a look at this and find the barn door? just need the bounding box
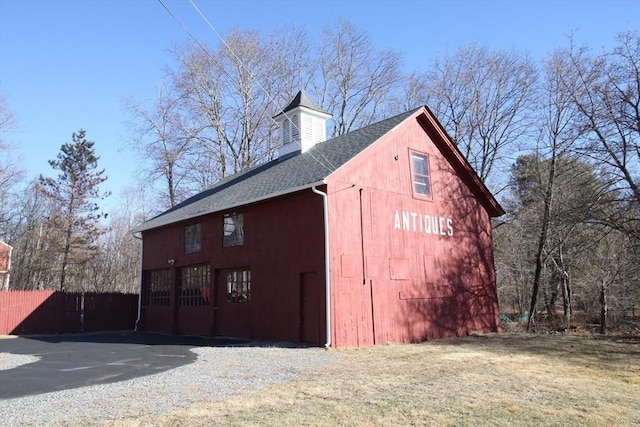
[175,264,213,336]
[300,272,321,345]
[215,269,252,339]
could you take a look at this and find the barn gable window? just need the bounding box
[179,264,211,306]
[410,150,432,199]
[223,213,244,247]
[226,269,251,303]
[143,269,172,307]
[185,223,201,254]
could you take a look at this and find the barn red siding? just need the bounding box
[140,191,326,345]
[141,307,172,334]
[326,115,501,347]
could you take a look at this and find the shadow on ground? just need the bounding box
[0,331,257,399]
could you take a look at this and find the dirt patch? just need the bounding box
[0,335,18,339]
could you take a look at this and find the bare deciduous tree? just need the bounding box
[84,207,141,293]
[525,49,583,331]
[0,95,25,240]
[411,44,537,190]
[125,86,196,209]
[271,24,316,106]
[314,19,402,137]
[571,34,639,199]
[3,181,54,290]
[562,32,640,224]
[169,29,282,182]
[126,20,404,208]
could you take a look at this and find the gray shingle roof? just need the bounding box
[133,108,420,232]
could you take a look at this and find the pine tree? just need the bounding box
[39,130,110,291]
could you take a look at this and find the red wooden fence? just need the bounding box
[83,292,139,332]
[0,291,139,335]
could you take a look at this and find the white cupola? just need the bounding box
[273,90,332,158]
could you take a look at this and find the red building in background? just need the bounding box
[0,240,12,290]
[133,91,504,347]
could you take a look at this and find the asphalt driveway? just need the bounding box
[0,332,246,399]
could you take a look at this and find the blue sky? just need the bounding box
[1,0,638,213]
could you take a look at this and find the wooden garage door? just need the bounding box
[215,269,252,339]
[176,264,212,336]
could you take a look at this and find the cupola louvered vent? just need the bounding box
[283,118,290,145]
[273,90,332,159]
[291,114,300,143]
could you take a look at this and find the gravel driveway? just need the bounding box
[0,334,337,426]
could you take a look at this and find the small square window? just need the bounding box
[185,223,201,254]
[410,151,432,198]
[223,213,244,247]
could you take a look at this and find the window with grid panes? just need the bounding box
[410,150,432,198]
[226,269,251,303]
[179,264,211,306]
[144,269,172,307]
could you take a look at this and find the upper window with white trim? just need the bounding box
[223,213,244,247]
[185,223,201,254]
[410,150,432,199]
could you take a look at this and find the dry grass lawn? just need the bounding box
[112,333,640,427]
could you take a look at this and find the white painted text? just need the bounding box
[394,210,453,237]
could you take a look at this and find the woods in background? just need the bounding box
[1,22,638,333]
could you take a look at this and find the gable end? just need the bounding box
[416,110,505,217]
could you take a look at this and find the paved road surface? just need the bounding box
[0,332,246,399]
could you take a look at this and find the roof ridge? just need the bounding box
[307,107,422,152]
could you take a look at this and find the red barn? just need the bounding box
[133,91,504,347]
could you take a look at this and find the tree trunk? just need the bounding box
[543,281,552,318]
[561,272,571,327]
[548,266,559,318]
[599,281,607,334]
[527,152,557,332]
[60,213,73,292]
[559,247,571,328]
